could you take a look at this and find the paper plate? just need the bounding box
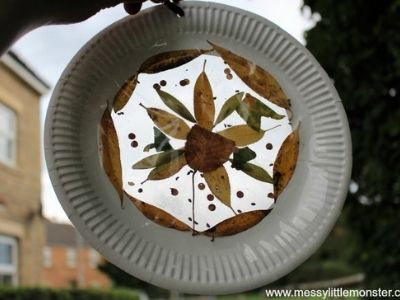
[44,1,352,294]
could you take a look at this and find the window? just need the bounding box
[43,247,52,268]
[0,102,17,166]
[0,235,18,286]
[89,249,98,269]
[66,248,76,268]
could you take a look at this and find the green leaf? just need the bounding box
[147,154,187,181]
[241,163,273,183]
[143,143,155,152]
[156,89,196,123]
[236,93,285,131]
[214,92,244,126]
[231,147,256,170]
[153,127,173,151]
[132,149,184,169]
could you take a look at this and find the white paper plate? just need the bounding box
[45,1,352,294]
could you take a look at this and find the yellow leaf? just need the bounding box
[273,124,300,199]
[204,166,231,207]
[194,63,215,130]
[99,108,123,205]
[113,74,138,112]
[217,125,265,147]
[147,154,187,181]
[141,104,190,140]
[138,49,210,74]
[209,41,290,110]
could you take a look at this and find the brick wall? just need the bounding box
[42,246,111,288]
[0,61,45,285]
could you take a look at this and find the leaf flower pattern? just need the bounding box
[100,42,300,237]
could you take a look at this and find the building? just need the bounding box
[42,220,111,288]
[0,51,49,285]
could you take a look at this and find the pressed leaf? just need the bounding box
[100,108,123,204]
[194,64,215,130]
[204,166,231,207]
[231,147,256,170]
[185,125,235,173]
[214,92,244,126]
[132,149,184,169]
[236,93,284,131]
[142,105,190,140]
[241,162,273,183]
[209,41,290,110]
[138,49,210,74]
[218,125,265,147]
[273,124,300,198]
[153,127,173,151]
[156,89,196,122]
[113,74,138,112]
[127,193,190,231]
[147,153,187,181]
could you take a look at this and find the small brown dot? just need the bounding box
[226,73,233,80]
[266,143,273,150]
[188,198,192,203]
[237,209,242,213]
[268,193,274,199]
[235,90,240,93]
[188,217,192,221]
[221,175,225,179]
[175,176,180,181]
[200,174,204,178]
[131,141,138,148]
[237,191,244,198]
[198,183,205,190]
[153,83,161,90]
[128,182,135,186]
[207,194,214,201]
[128,133,136,139]
[213,96,217,100]
[160,80,167,86]
[251,203,256,206]
[138,188,143,193]
[170,188,179,196]
[179,79,190,86]
[117,112,124,115]
[206,223,211,228]
[194,221,199,225]
[269,163,274,167]
[224,68,231,74]
[208,204,216,211]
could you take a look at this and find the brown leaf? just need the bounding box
[147,153,187,181]
[204,210,270,237]
[218,125,265,147]
[127,193,190,231]
[194,63,215,130]
[209,41,290,110]
[141,104,190,140]
[100,107,123,204]
[204,166,231,207]
[138,49,210,74]
[185,125,235,173]
[273,124,300,199]
[113,74,138,112]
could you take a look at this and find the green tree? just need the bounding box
[303,0,400,289]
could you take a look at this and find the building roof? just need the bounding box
[45,220,89,247]
[0,51,50,95]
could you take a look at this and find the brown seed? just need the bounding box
[251,203,256,206]
[224,68,231,75]
[138,188,143,193]
[207,194,214,201]
[171,188,179,196]
[237,191,244,198]
[153,83,161,90]
[226,74,233,80]
[208,204,216,211]
[128,133,136,139]
[180,79,190,86]
[237,209,242,213]
[128,182,135,186]
[268,192,274,199]
[266,143,273,150]
[131,141,138,148]
[188,198,192,203]
[269,163,274,167]
[160,80,167,86]
[198,183,205,190]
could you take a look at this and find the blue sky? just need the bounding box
[12,0,317,223]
